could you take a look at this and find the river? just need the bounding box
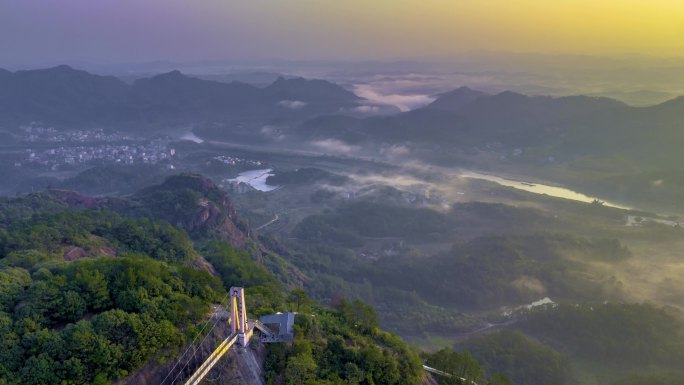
[461,171,632,210]
[185,136,633,209]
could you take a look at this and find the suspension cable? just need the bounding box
[167,312,226,385]
[159,291,230,385]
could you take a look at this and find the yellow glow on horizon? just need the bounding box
[222,0,684,58]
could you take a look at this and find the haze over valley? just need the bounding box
[2,2,684,385]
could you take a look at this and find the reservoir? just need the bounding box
[228,169,279,192]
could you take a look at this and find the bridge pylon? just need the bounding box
[230,287,252,346]
[166,287,291,385]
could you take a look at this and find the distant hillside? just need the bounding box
[297,88,633,148]
[424,87,488,111]
[0,66,362,131]
[293,88,684,208]
[0,65,130,127]
[263,76,361,104]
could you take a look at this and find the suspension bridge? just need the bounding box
[158,287,470,385]
[160,287,294,385]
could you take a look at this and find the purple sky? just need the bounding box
[1,1,266,66]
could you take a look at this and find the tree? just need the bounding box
[288,289,313,312]
[57,291,87,322]
[343,362,364,385]
[488,373,513,385]
[20,354,58,385]
[74,269,111,311]
[285,353,317,385]
[0,267,31,313]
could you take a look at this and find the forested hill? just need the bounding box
[0,174,516,385]
[0,173,310,287]
[0,174,257,247]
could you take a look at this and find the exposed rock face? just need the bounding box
[62,237,117,261]
[421,372,440,385]
[187,255,219,276]
[47,189,100,209]
[132,173,250,249]
[182,195,248,248]
[215,344,266,385]
[63,246,88,261]
[94,246,117,257]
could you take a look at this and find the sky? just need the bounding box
[1,0,684,66]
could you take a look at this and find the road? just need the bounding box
[256,214,280,230]
[423,365,479,385]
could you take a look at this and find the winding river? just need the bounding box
[461,171,632,210]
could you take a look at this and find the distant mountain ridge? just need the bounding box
[294,85,684,166]
[0,65,361,130]
[425,86,488,111]
[4,65,684,175]
[264,76,361,103]
[0,65,131,126]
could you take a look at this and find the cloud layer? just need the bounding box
[354,84,435,112]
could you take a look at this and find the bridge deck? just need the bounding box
[164,288,294,385]
[183,334,238,385]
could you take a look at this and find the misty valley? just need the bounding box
[1,63,684,385]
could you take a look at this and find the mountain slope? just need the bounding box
[294,86,684,169]
[424,87,488,111]
[0,66,363,131]
[128,173,251,248]
[0,178,485,385]
[264,76,361,104]
[0,65,130,126]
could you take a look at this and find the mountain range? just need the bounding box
[294,85,684,169]
[3,65,684,178]
[0,65,361,130]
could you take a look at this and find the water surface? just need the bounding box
[462,171,631,210]
[229,169,279,192]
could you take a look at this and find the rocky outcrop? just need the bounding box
[63,246,88,261]
[46,174,252,251]
[214,344,266,385]
[46,189,101,209]
[182,196,248,248]
[421,372,440,385]
[42,173,306,289]
[62,236,117,261]
[187,255,219,276]
[132,174,250,249]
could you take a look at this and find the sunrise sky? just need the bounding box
[1,0,683,64]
